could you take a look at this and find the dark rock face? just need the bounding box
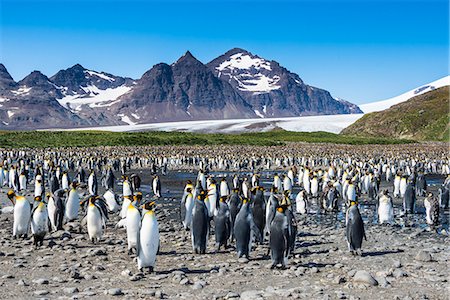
[0,64,17,91]
[112,51,256,123]
[207,48,362,117]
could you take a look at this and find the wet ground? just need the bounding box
[0,170,448,299]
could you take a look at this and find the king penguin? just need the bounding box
[295,189,308,214]
[214,196,231,251]
[8,190,31,239]
[346,200,366,255]
[181,187,194,230]
[251,186,266,244]
[137,201,160,273]
[228,188,241,242]
[47,189,65,232]
[65,182,80,222]
[126,195,142,255]
[191,190,209,254]
[403,181,416,215]
[424,192,439,228]
[234,198,261,258]
[152,175,161,198]
[269,204,290,269]
[84,196,108,243]
[378,190,394,224]
[30,195,49,247]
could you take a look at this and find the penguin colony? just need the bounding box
[0,143,448,278]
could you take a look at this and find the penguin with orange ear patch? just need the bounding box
[269,203,290,269]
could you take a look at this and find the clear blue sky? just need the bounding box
[0,0,448,104]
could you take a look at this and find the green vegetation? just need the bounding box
[342,86,449,141]
[0,129,413,148]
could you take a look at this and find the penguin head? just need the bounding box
[7,190,15,200]
[34,196,43,202]
[232,188,239,193]
[349,200,358,207]
[134,192,143,201]
[220,196,227,202]
[45,192,51,199]
[197,190,207,201]
[270,186,278,193]
[242,198,249,204]
[186,180,192,185]
[186,188,192,193]
[277,206,286,213]
[258,186,264,191]
[143,201,156,211]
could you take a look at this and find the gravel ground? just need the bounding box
[0,170,448,300]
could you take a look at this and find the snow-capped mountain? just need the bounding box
[360,76,450,113]
[207,48,362,117]
[0,68,87,129]
[50,64,135,113]
[109,51,256,124]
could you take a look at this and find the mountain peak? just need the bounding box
[69,63,86,71]
[0,63,16,90]
[173,51,204,68]
[224,47,251,57]
[20,71,49,85]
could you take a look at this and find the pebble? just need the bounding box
[34,290,49,296]
[106,288,123,296]
[33,278,49,285]
[64,287,79,294]
[238,257,249,263]
[17,279,28,286]
[240,290,263,300]
[393,269,408,278]
[415,251,432,262]
[225,292,240,299]
[352,270,378,286]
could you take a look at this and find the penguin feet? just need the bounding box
[356,249,363,256]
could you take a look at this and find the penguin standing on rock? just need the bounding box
[378,190,394,224]
[191,190,209,254]
[269,203,290,269]
[8,190,31,239]
[138,201,159,273]
[65,182,80,222]
[214,196,231,251]
[152,175,161,198]
[30,196,49,247]
[234,198,261,259]
[251,186,266,244]
[346,200,366,255]
[181,188,194,230]
[228,188,241,242]
[82,196,108,243]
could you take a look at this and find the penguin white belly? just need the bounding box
[62,176,69,190]
[394,178,400,197]
[104,190,120,213]
[47,197,57,231]
[220,183,229,197]
[31,205,49,237]
[311,180,318,197]
[65,190,80,221]
[19,176,26,190]
[400,180,407,197]
[120,197,131,219]
[87,205,103,240]
[208,192,217,217]
[88,176,94,195]
[283,178,292,193]
[126,208,141,250]
[183,195,194,229]
[295,193,307,214]
[424,199,432,225]
[378,202,393,224]
[123,182,132,197]
[347,186,356,201]
[138,214,159,269]
[13,200,31,236]
[34,183,43,197]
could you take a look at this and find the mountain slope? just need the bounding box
[0,70,87,129]
[207,48,362,117]
[359,76,450,113]
[341,86,449,141]
[110,51,257,124]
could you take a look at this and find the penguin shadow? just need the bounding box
[297,240,330,248]
[298,262,335,269]
[361,249,404,257]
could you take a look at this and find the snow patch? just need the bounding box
[0,97,9,103]
[217,53,272,71]
[85,70,115,82]
[11,86,31,95]
[7,111,15,118]
[254,110,264,118]
[360,76,450,113]
[57,85,131,112]
[237,74,280,93]
[117,114,137,125]
[131,113,140,120]
[56,114,363,134]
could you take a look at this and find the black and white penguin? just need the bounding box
[8,190,31,239]
[234,198,261,258]
[228,188,241,242]
[415,172,427,197]
[105,167,116,190]
[378,190,394,224]
[191,190,209,254]
[269,204,290,269]
[47,189,65,232]
[346,200,366,255]
[137,201,159,273]
[30,196,49,247]
[403,181,416,214]
[251,186,266,244]
[214,196,231,251]
[152,175,161,198]
[130,173,141,192]
[88,170,98,196]
[265,187,279,237]
[83,196,109,243]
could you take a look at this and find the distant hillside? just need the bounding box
[341,86,449,141]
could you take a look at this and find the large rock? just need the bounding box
[353,270,378,286]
